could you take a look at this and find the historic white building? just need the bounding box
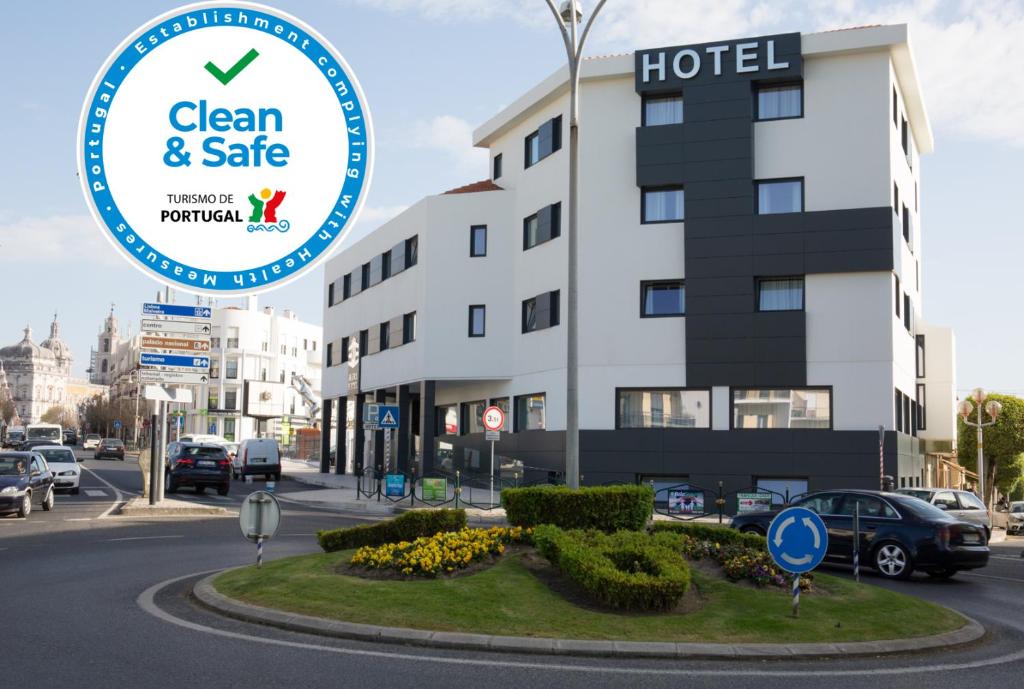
[320,25,959,498]
[0,317,74,424]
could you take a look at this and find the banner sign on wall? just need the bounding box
[78,2,373,295]
[668,489,704,515]
[736,492,773,514]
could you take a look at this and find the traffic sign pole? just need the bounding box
[482,406,505,508]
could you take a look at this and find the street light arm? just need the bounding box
[542,0,574,62]
[574,0,608,62]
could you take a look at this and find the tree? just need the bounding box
[41,405,77,428]
[0,398,14,426]
[957,392,1024,506]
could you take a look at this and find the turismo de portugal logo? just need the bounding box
[78,1,373,295]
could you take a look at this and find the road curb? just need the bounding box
[192,570,986,659]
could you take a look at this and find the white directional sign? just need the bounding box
[143,385,194,403]
[139,370,210,385]
[141,318,213,336]
[482,405,505,432]
[142,303,212,320]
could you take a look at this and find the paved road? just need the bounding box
[5,453,1024,688]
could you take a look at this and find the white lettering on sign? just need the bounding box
[640,39,790,83]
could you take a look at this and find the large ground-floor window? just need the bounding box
[616,388,710,428]
[514,393,546,432]
[732,388,831,429]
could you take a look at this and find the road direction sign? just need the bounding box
[482,406,505,432]
[767,507,829,574]
[140,336,210,353]
[378,405,399,429]
[139,353,210,370]
[142,303,212,320]
[139,370,210,385]
[239,491,281,541]
[141,318,213,336]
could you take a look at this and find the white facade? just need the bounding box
[0,318,74,424]
[321,25,956,490]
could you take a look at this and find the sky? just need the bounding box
[1,0,1022,396]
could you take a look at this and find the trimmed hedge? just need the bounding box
[317,509,466,552]
[502,485,653,531]
[534,525,691,611]
[649,522,766,549]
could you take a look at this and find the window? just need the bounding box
[359,330,368,358]
[405,236,418,267]
[642,187,684,223]
[343,273,351,299]
[903,294,912,332]
[489,397,511,431]
[895,388,904,432]
[524,115,562,168]
[210,337,221,349]
[436,404,458,435]
[522,290,560,333]
[326,341,334,367]
[617,389,710,428]
[756,477,808,505]
[732,388,831,429]
[641,280,685,317]
[261,368,267,381]
[210,359,220,378]
[794,492,843,515]
[493,153,502,180]
[379,322,390,351]
[103,338,110,353]
[468,305,486,337]
[893,182,899,211]
[756,179,803,214]
[916,335,926,378]
[403,312,416,344]
[361,263,370,290]
[523,203,561,250]
[892,86,898,126]
[838,495,898,518]
[280,345,287,355]
[224,389,237,410]
[225,359,238,379]
[514,393,546,431]
[958,491,985,511]
[901,116,909,155]
[224,418,235,442]
[208,391,219,410]
[328,282,335,307]
[757,277,803,311]
[902,203,910,243]
[382,250,392,280]
[461,400,487,435]
[917,383,927,431]
[470,225,487,257]
[642,93,683,126]
[756,82,802,120]
[895,275,901,317]
[933,491,958,510]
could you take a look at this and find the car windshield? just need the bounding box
[38,449,75,464]
[0,458,27,476]
[1011,504,1024,513]
[894,496,955,521]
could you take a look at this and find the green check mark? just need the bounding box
[204,48,259,85]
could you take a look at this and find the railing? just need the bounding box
[650,481,806,523]
[352,466,563,510]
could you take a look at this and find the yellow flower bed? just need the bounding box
[350,526,530,577]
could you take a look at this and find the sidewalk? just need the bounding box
[279,458,508,522]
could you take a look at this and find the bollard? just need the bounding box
[792,574,800,618]
[257,536,263,569]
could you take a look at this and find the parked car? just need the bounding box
[94,438,125,460]
[235,438,281,481]
[896,488,991,538]
[35,446,81,494]
[0,451,55,517]
[164,442,230,495]
[62,429,78,445]
[996,501,1024,535]
[83,434,101,450]
[730,489,989,580]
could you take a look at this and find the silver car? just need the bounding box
[994,501,1024,535]
[897,488,991,538]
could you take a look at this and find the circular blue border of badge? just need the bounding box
[80,5,368,293]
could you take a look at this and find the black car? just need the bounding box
[3,431,25,449]
[0,452,55,518]
[164,442,230,496]
[62,430,78,446]
[730,490,989,580]
[94,438,125,460]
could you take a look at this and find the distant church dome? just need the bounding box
[0,325,55,361]
[41,314,72,363]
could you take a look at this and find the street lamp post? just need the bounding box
[544,0,607,489]
[957,387,1002,506]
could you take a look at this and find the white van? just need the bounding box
[235,438,281,481]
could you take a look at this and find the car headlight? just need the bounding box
[60,470,77,477]
[0,486,19,495]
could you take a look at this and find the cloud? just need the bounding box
[409,115,489,175]
[0,213,127,266]
[351,0,1024,147]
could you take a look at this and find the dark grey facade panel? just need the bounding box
[686,293,754,316]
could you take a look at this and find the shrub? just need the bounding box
[533,525,691,611]
[350,526,530,577]
[317,509,466,552]
[649,522,767,550]
[502,485,654,531]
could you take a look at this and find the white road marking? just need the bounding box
[961,572,1024,584]
[107,535,184,542]
[64,518,93,522]
[84,489,107,497]
[989,555,1022,561]
[80,465,126,519]
[138,571,1019,678]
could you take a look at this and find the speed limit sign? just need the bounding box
[482,405,505,432]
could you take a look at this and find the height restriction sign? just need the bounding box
[482,406,504,432]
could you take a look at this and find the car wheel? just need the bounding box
[217,484,229,496]
[165,474,177,494]
[874,542,913,580]
[17,493,31,518]
[42,488,54,511]
[195,485,205,495]
[927,568,956,580]
[739,525,765,536]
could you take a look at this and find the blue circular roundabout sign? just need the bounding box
[766,506,829,574]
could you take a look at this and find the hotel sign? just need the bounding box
[635,33,801,91]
